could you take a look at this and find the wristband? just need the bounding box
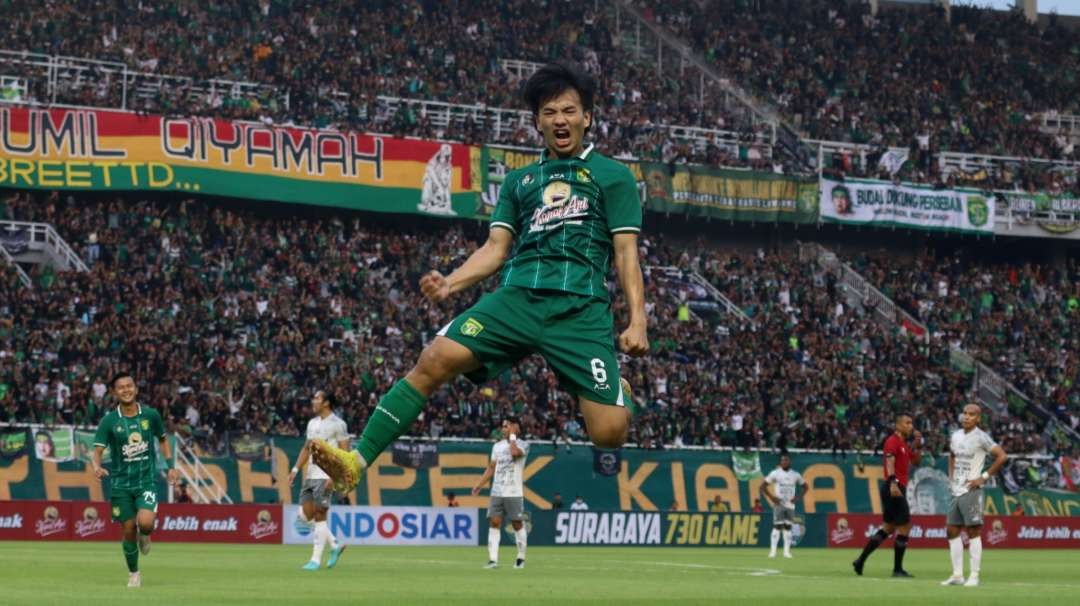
[981,471,990,481]
[165,459,175,470]
[292,466,299,474]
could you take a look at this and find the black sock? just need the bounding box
[857,529,889,563]
[893,534,909,571]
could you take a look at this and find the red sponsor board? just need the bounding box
[153,503,282,544]
[0,501,280,543]
[0,500,120,541]
[827,514,1080,549]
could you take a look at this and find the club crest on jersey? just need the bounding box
[140,419,149,431]
[460,317,484,337]
[576,167,591,182]
[542,180,572,207]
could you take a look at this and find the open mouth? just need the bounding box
[553,128,572,147]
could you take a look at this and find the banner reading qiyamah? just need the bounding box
[0,107,483,217]
[820,177,994,234]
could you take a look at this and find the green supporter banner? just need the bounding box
[3,438,1077,518]
[993,191,1080,236]
[480,145,817,224]
[0,106,484,218]
[641,162,819,223]
[821,177,994,234]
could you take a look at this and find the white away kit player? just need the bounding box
[761,454,807,558]
[472,417,529,569]
[941,403,1007,588]
[288,390,351,571]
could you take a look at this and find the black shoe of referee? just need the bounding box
[892,569,914,578]
[852,559,864,576]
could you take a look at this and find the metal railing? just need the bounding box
[1038,111,1080,139]
[801,242,930,342]
[0,237,32,288]
[173,433,233,505]
[648,265,752,324]
[0,50,288,113]
[0,220,89,272]
[499,59,542,81]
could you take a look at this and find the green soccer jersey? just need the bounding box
[93,404,165,491]
[491,144,642,300]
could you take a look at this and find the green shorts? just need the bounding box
[438,286,627,406]
[110,487,159,522]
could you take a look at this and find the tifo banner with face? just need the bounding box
[283,504,479,546]
[820,177,994,234]
[641,163,819,223]
[0,107,483,217]
[826,513,1080,549]
[4,438,1080,516]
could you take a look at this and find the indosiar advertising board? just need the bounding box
[283,505,479,546]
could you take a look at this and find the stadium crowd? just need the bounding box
[1,191,1072,462]
[853,250,1080,436]
[643,0,1080,161]
[6,0,1080,183]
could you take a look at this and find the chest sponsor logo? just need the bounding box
[531,181,591,232]
[121,431,149,460]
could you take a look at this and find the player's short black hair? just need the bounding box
[896,411,913,421]
[321,391,336,408]
[109,371,134,389]
[522,61,596,117]
[503,415,520,426]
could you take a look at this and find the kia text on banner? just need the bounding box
[820,177,994,234]
[6,439,1080,516]
[283,505,478,546]
[641,162,819,223]
[0,107,483,217]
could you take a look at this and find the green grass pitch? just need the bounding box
[2,541,1077,605]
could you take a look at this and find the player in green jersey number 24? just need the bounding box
[92,372,180,588]
[311,61,648,492]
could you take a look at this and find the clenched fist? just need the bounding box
[419,270,451,303]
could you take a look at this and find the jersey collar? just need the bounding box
[117,403,142,418]
[539,143,594,164]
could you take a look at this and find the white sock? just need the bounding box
[515,527,527,560]
[968,536,982,575]
[487,528,500,563]
[770,529,780,552]
[782,529,792,552]
[317,520,338,550]
[311,523,326,563]
[949,536,964,577]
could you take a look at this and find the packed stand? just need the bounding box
[0,0,774,170]
[853,250,1080,451]
[0,191,1064,459]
